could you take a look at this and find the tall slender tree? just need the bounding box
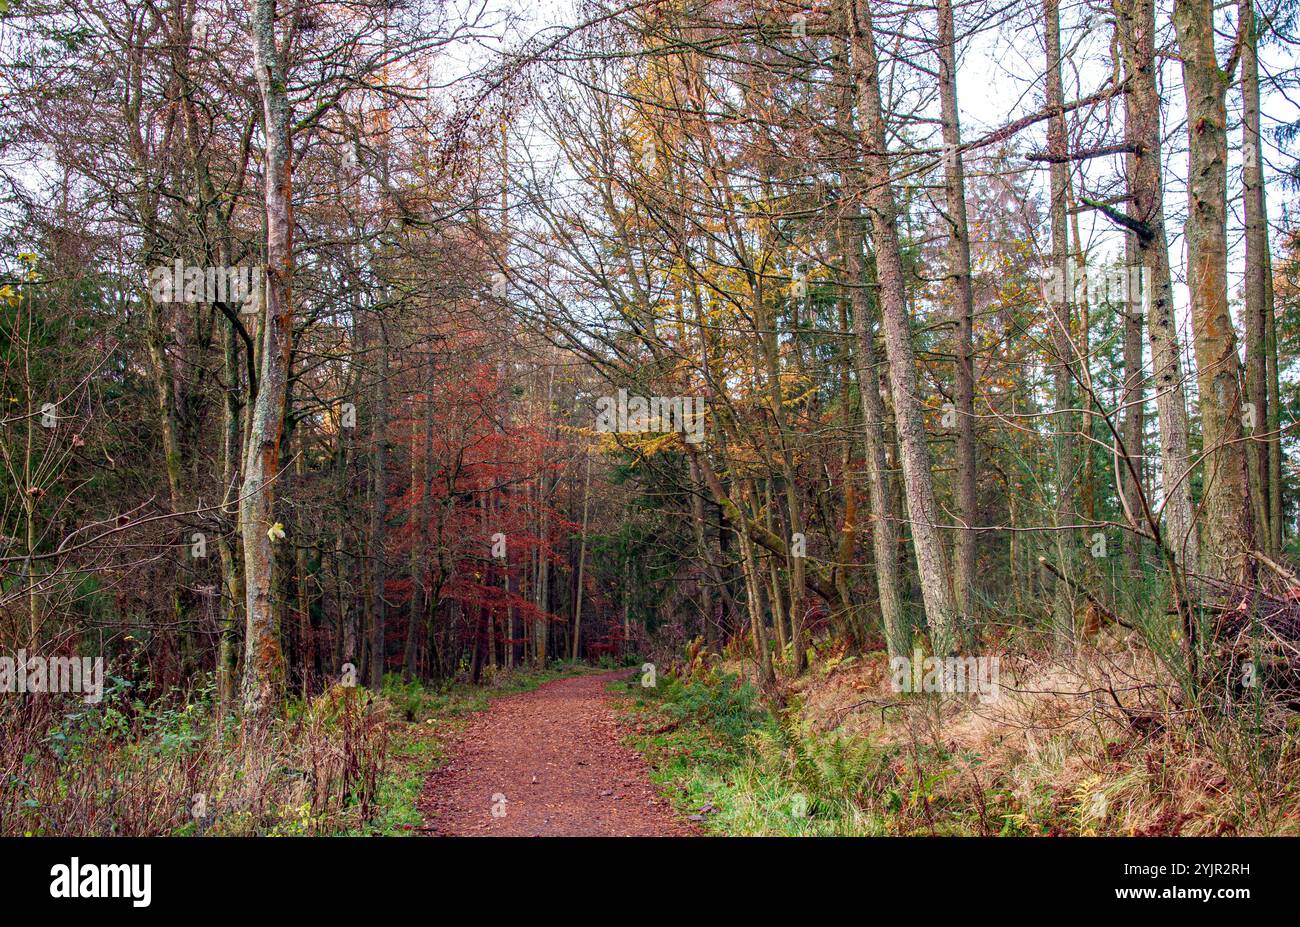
[1173,0,1253,582]
[937,0,979,628]
[240,0,293,716]
[1045,0,1077,651]
[1114,0,1199,569]
[849,0,958,657]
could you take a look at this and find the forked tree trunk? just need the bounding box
[834,5,907,658]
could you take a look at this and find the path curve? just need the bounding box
[419,672,695,836]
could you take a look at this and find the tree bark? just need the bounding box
[843,215,908,658]
[570,453,591,661]
[1173,0,1253,581]
[1240,0,1276,553]
[367,317,389,689]
[849,0,958,657]
[1115,0,1199,568]
[1121,231,1146,577]
[937,0,979,631]
[1045,0,1078,654]
[239,0,292,716]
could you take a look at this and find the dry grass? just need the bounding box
[0,683,388,836]
[707,624,1300,835]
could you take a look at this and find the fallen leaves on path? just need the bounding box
[419,672,696,837]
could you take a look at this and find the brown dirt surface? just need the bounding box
[419,672,696,836]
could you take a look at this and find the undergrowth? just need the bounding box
[615,651,1300,836]
[1,662,589,836]
[1,674,387,836]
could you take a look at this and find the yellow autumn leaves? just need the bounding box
[2,252,39,306]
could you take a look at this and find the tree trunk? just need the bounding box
[843,216,908,658]
[849,0,958,656]
[294,446,314,694]
[216,311,243,710]
[1045,0,1078,654]
[535,366,553,665]
[406,357,435,679]
[1121,231,1146,577]
[239,0,292,716]
[738,483,774,685]
[937,0,978,631]
[367,317,389,689]
[570,453,591,661]
[1240,0,1276,553]
[1173,0,1253,581]
[1116,0,1199,569]
[687,456,718,647]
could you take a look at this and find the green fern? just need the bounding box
[769,703,895,817]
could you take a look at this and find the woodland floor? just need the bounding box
[418,671,696,836]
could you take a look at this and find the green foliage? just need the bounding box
[644,670,765,747]
[620,672,905,835]
[617,670,1068,835]
[762,701,898,819]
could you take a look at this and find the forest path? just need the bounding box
[418,671,695,836]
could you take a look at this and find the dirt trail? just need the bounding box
[419,672,695,836]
